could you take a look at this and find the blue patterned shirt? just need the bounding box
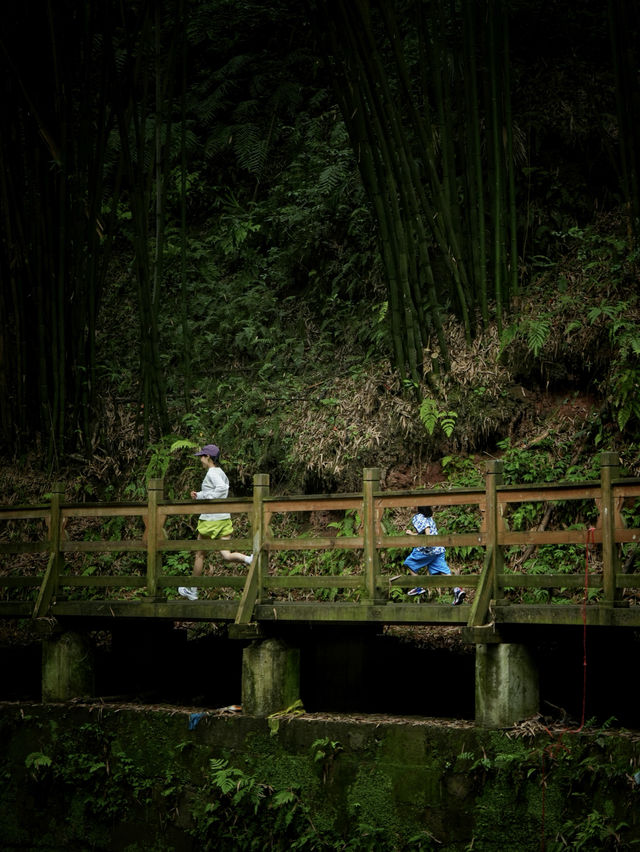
[411,513,444,555]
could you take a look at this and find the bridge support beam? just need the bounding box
[42,631,94,702]
[475,643,539,728]
[242,638,300,717]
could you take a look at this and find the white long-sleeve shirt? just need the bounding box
[196,466,231,521]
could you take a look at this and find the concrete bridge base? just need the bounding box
[242,638,301,717]
[42,630,95,702]
[36,628,539,728]
[475,643,539,728]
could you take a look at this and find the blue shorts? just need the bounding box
[403,549,451,576]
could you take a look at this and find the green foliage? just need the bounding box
[419,398,458,438]
[497,437,597,488]
[24,751,52,780]
[465,732,637,850]
[327,510,360,537]
[311,737,343,784]
[612,367,640,432]
[145,438,188,482]
[9,708,640,851]
[440,455,484,488]
[311,737,343,763]
[501,315,552,358]
[189,757,326,850]
[499,225,640,441]
[164,551,192,577]
[552,807,629,851]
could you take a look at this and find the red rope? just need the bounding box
[539,525,595,848]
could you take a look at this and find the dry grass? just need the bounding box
[280,361,425,490]
[279,317,521,489]
[434,318,510,399]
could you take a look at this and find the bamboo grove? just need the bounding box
[319,0,517,380]
[1,0,639,461]
[0,2,180,457]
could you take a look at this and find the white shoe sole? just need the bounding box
[178,586,198,601]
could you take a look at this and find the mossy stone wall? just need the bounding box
[1,703,639,850]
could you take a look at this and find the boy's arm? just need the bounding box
[198,469,227,500]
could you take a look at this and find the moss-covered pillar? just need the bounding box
[475,643,539,728]
[242,638,300,717]
[42,631,94,702]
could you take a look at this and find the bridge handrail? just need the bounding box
[0,451,639,624]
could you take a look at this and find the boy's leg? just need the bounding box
[179,534,207,599]
[406,567,426,596]
[198,518,253,565]
[194,533,206,576]
[425,554,465,603]
[425,554,450,599]
[427,553,451,575]
[403,551,427,596]
[220,535,253,565]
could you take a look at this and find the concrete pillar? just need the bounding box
[242,638,300,717]
[42,631,94,702]
[475,643,539,728]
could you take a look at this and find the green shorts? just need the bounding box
[197,518,234,539]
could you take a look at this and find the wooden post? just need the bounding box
[600,452,619,605]
[33,482,65,618]
[485,460,504,601]
[146,478,164,599]
[467,462,503,629]
[362,467,383,603]
[235,473,269,625]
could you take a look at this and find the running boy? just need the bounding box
[402,505,465,604]
[178,444,252,601]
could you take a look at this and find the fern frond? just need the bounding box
[318,163,346,195]
[526,318,550,357]
[169,439,197,453]
[233,123,267,175]
[419,398,439,436]
[440,412,458,437]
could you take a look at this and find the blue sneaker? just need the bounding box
[452,587,466,605]
[407,587,425,596]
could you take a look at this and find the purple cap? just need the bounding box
[194,444,220,459]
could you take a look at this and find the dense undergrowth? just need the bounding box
[4,218,639,501]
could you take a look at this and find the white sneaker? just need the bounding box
[245,553,254,565]
[178,586,198,601]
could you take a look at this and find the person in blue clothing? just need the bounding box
[402,505,465,604]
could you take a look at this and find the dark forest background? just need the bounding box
[1,0,639,501]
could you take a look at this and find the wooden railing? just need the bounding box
[1,452,639,633]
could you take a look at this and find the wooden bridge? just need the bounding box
[1,451,639,642]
